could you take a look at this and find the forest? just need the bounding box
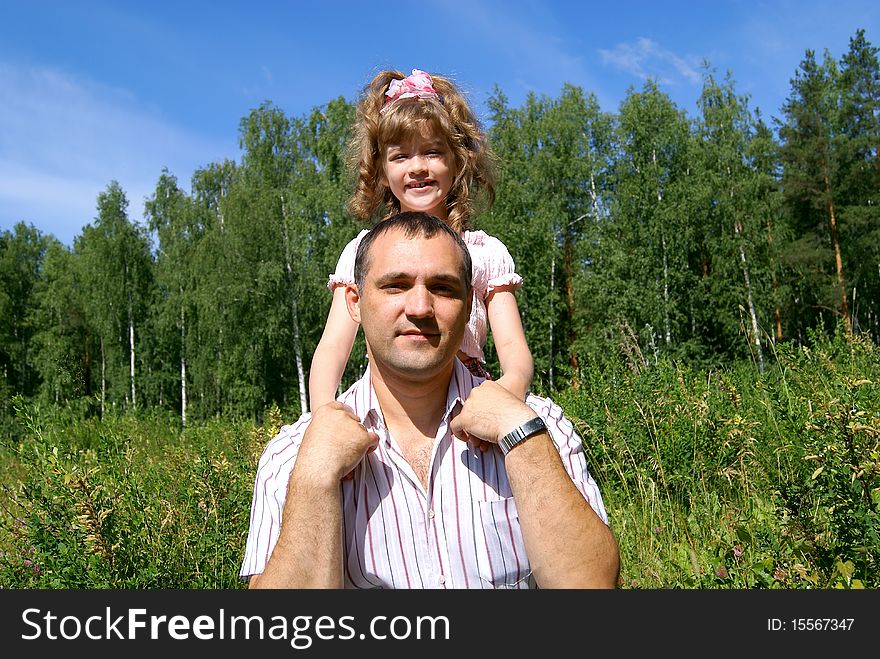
[2,30,879,423]
[0,30,877,588]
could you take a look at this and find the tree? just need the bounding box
[290,97,360,401]
[746,117,790,345]
[76,182,153,415]
[836,29,880,337]
[603,81,696,364]
[778,49,851,334]
[486,85,614,389]
[188,160,239,418]
[28,237,91,405]
[145,169,202,425]
[0,222,48,404]
[693,68,777,368]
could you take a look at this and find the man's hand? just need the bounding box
[295,402,379,487]
[451,380,538,449]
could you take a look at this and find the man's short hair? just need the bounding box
[353,212,473,292]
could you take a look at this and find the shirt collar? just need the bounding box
[353,359,480,433]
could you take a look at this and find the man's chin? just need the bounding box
[382,351,453,378]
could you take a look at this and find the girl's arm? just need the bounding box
[485,287,534,400]
[308,286,360,411]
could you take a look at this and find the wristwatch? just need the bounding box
[498,417,547,455]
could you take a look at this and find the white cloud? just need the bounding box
[599,37,703,86]
[0,63,235,245]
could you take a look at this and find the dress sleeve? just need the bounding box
[482,234,524,292]
[327,230,370,290]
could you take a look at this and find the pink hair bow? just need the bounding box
[380,69,440,114]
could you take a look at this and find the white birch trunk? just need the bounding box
[100,337,106,418]
[662,232,671,346]
[653,149,671,346]
[180,294,187,428]
[736,221,765,372]
[549,251,555,390]
[281,194,308,414]
[129,311,136,407]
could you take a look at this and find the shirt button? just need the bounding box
[427,509,435,519]
[438,575,446,585]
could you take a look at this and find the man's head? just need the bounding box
[348,212,473,380]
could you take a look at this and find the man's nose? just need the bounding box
[404,285,434,317]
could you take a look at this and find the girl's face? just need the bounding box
[381,129,455,221]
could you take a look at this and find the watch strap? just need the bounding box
[498,416,547,455]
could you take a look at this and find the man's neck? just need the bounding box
[368,361,453,437]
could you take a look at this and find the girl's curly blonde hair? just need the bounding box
[346,69,497,232]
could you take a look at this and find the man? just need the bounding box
[241,212,619,588]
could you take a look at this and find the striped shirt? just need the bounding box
[240,360,609,589]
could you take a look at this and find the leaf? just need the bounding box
[811,466,825,480]
[735,526,753,543]
[835,560,854,580]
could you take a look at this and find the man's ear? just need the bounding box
[345,283,361,323]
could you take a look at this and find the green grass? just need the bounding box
[0,402,280,588]
[558,329,879,588]
[1,330,877,588]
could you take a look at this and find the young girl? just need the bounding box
[309,68,533,409]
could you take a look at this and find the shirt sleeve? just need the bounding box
[327,229,370,290]
[526,394,610,526]
[482,234,524,292]
[239,416,311,578]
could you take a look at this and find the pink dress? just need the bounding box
[328,229,523,362]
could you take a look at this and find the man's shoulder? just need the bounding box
[524,391,558,412]
[524,392,573,430]
[256,412,313,468]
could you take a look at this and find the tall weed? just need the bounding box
[0,399,271,588]
[560,329,878,588]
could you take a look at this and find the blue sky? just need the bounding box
[2,0,878,247]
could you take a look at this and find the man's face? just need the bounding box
[348,228,470,380]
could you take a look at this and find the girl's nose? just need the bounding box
[408,155,428,175]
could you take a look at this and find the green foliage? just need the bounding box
[2,332,876,588]
[0,222,50,398]
[1,28,879,590]
[0,396,261,588]
[556,329,878,588]
[748,329,879,582]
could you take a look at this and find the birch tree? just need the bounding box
[77,181,152,414]
[607,81,694,362]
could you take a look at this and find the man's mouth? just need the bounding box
[399,329,438,340]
